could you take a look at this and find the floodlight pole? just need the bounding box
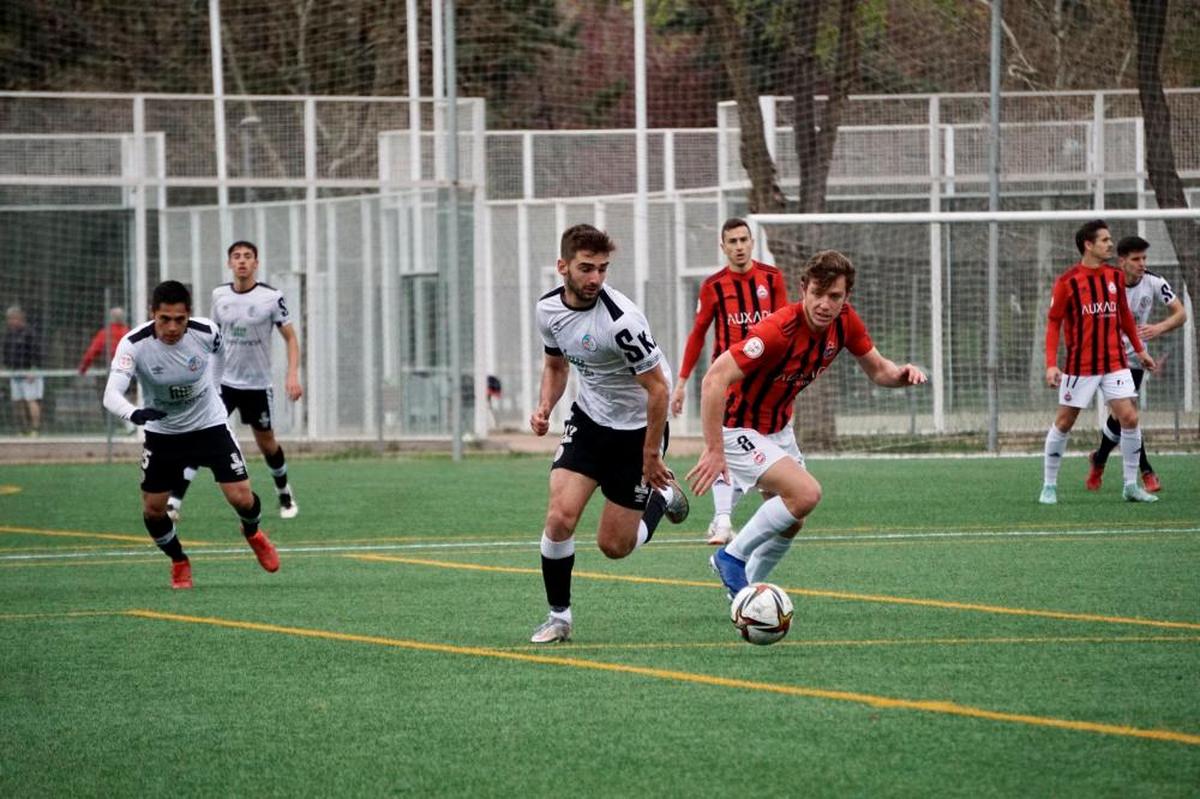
[986,0,1002,452]
[634,0,649,310]
[445,0,463,461]
[209,0,230,245]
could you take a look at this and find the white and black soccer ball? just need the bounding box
[730,583,794,645]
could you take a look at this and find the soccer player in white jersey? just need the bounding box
[104,280,280,589]
[1087,236,1187,493]
[168,240,304,521]
[528,224,690,644]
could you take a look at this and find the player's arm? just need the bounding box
[685,350,743,496]
[529,351,569,436]
[277,323,303,401]
[1044,279,1069,387]
[1140,297,1187,342]
[78,330,104,374]
[1115,274,1155,372]
[102,343,164,425]
[634,364,672,490]
[671,284,716,416]
[854,348,927,387]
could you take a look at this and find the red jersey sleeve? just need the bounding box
[1044,276,1071,368]
[843,305,874,357]
[728,308,791,375]
[78,329,106,373]
[678,281,717,380]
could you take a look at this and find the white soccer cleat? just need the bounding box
[278,487,298,519]
[1038,484,1057,505]
[661,478,689,524]
[1122,483,1159,503]
[706,514,733,545]
[530,614,572,644]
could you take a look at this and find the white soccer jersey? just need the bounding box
[210,282,292,389]
[1123,271,1177,367]
[536,285,671,430]
[103,318,228,434]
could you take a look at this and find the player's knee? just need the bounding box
[226,485,254,510]
[544,507,578,538]
[783,478,821,518]
[597,536,633,560]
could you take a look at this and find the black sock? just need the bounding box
[238,492,262,537]
[1139,442,1153,474]
[144,513,187,562]
[264,447,289,491]
[1095,417,1120,465]
[171,466,197,502]
[641,490,667,543]
[541,554,573,610]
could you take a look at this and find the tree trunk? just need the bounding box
[1131,0,1200,432]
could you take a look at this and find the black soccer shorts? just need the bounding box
[550,403,669,511]
[141,425,249,492]
[220,385,275,431]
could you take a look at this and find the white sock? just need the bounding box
[167,496,181,511]
[636,520,650,548]
[746,534,793,583]
[1043,426,1069,486]
[726,496,800,562]
[540,533,574,560]
[1119,427,1143,486]
[712,478,735,516]
[657,483,674,505]
[182,466,198,483]
[550,607,572,623]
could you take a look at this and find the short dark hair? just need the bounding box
[560,224,614,261]
[1116,235,1150,258]
[801,250,856,295]
[228,240,258,258]
[151,280,192,311]
[720,217,751,242]
[1075,220,1108,255]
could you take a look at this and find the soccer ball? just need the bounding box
[730,583,794,645]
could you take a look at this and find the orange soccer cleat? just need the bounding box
[1085,451,1105,492]
[246,530,280,573]
[171,559,193,589]
[1141,471,1161,493]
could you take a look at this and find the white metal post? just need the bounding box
[633,0,649,309]
[132,96,148,327]
[324,203,340,436]
[154,131,168,300]
[473,99,490,438]
[928,96,945,433]
[518,133,535,420]
[208,0,230,245]
[303,98,318,439]
[759,96,777,161]
[1092,91,1105,209]
[361,198,376,436]
[1135,116,1146,240]
[189,210,202,305]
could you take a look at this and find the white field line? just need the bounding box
[0,525,1196,563]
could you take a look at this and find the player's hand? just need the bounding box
[642,450,672,491]
[529,406,551,436]
[686,446,730,496]
[897,363,927,385]
[669,383,686,417]
[285,374,303,402]
[129,408,168,425]
[1137,323,1161,342]
[1045,366,1062,388]
[1138,351,1158,373]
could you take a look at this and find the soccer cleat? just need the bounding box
[709,548,748,601]
[661,479,690,524]
[1141,471,1161,493]
[170,559,193,589]
[706,514,733,545]
[1122,483,1159,503]
[278,492,299,519]
[246,530,280,572]
[1085,451,1104,492]
[530,614,571,644]
[1038,484,1057,505]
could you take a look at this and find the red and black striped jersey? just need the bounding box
[678,261,788,380]
[1045,263,1143,377]
[724,302,873,434]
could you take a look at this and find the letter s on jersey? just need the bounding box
[615,328,646,363]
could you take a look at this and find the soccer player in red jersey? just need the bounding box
[686,250,926,598]
[670,218,789,544]
[1040,220,1158,505]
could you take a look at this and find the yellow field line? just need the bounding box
[0,525,151,544]
[125,609,1200,747]
[351,554,1200,631]
[501,634,1200,652]
[0,610,126,621]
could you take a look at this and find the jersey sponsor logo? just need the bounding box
[726,310,770,326]
[581,333,598,352]
[742,336,765,359]
[756,284,769,299]
[564,353,593,375]
[187,355,202,371]
[168,384,194,401]
[1081,301,1117,315]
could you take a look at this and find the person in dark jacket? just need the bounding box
[4,306,43,435]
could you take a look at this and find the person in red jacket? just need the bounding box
[78,307,129,374]
[670,218,788,544]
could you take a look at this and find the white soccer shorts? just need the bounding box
[721,423,806,491]
[1057,369,1137,409]
[9,376,44,401]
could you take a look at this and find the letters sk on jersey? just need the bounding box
[1047,264,1141,376]
[725,303,874,435]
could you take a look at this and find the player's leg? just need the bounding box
[532,467,597,643]
[166,466,199,522]
[248,388,297,518]
[205,424,281,569]
[706,478,737,545]
[1041,378,1089,503]
[1127,369,1158,490]
[1107,392,1157,503]
[139,434,192,588]
[1088,413,1121,491]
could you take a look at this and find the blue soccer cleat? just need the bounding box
[709,547,748,601]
